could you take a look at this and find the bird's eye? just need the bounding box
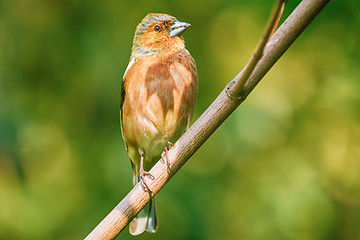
[154,25,160,31]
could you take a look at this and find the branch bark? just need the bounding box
[85,0,330,239]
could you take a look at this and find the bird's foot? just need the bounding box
[139,169,155,194]
[161,141,174,170]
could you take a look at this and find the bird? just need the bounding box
[120,13,198,235]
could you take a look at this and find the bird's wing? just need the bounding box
[120,57,139,186]
[120,57,136,150]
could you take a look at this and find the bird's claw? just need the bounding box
[140,169,155,194]
[167,141,174,148]
[161,141,174,170]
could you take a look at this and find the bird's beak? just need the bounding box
[169,21,191,37]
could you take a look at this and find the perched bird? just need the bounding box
[120,13,198,235]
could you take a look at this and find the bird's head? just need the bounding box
[131,13,191,57]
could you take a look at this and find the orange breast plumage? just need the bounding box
[122,49,197,169]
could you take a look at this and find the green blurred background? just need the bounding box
[1,0,359,239]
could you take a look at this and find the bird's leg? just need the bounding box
[139,152,155,193]
[161,141,174,169]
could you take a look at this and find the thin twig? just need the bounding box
[270,1,286,38]
[227,0,286,101]
[85,0,330,239]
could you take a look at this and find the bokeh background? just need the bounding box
[1,0,359,239]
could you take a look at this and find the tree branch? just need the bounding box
[85,0,330,239]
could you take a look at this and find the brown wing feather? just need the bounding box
[120,58,137,150]
[120,77,126,137]
[121,58,139,184]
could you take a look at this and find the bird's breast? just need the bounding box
[122,49,197,162]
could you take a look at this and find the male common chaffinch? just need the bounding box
[120,13,198,235]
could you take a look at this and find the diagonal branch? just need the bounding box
[85,0,330,239]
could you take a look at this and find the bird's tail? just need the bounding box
[129,197,158,235]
